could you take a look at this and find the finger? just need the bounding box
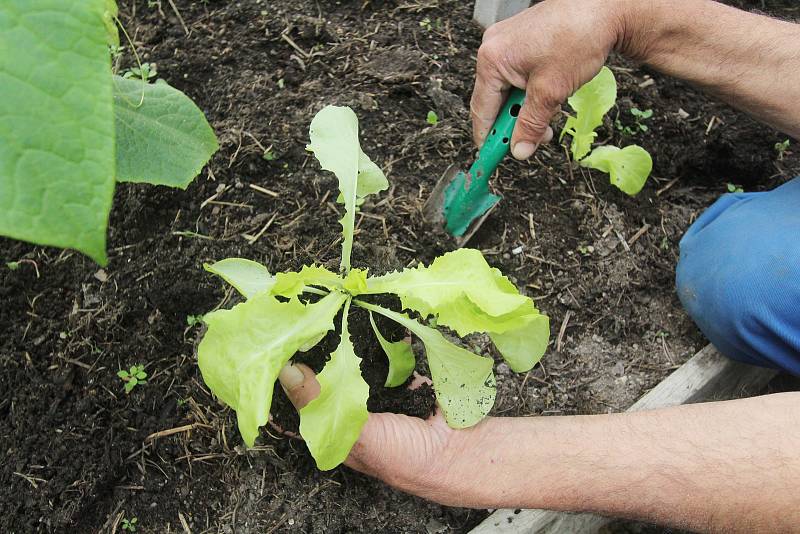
[510,77,563,160]
[408,372,432,389]
[470,47,510,147]
[278,363,320,410]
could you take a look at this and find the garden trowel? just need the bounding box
[424,87,526,245]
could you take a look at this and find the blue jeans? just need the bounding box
[677,178,800,375]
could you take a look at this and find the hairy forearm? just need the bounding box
[616,0,800,138]
[436,393,800,532]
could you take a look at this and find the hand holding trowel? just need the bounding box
[423,87,526,245]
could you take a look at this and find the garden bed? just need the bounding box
[1,0,798,532]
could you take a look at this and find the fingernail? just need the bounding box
[278,363,304,390]
[512,142,537,160]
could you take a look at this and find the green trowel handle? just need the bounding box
[468,87,526,184]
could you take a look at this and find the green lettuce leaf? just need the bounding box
[365,249,531,336]
[335,150,389,204]
[299,300,370,470]
[113,76,219,189]
[0,0,116,264]
[198,291,347,446]
[342,268,368,296]
[204,258,274,299]
[356,301,495,428]
[489,314,550,373]
[561,66,617,160]
[369,311,415,387]
[272,265,342,298]
[580,145,653,195]
[308,106,386,271]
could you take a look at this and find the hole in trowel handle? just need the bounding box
[510,103,521,117]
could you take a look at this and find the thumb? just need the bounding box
[510,77,561,160]
[278,363,320,409]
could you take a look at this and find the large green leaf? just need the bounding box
[369,311,415,387]
[357,301,495,429]
[580,145,653,195]
[561,66,617,160]
[198,291,347,446]
[0,0,116,264]
[308,106,386,271]
[300,301,370,470]
[365,249,531,336]
[113,76,218,189]
[204,258,274,299]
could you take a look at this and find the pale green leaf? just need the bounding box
[369,311,415,387]
[308,106,386,271]
[357,301,495,428]
[272,265,341,298]
[562,66,617,160]
[113,76,218,189]
[198,291,347,446]
[489,314,550,373]
[334,150,388,204]
[342,268,368,296]
[580,145,653,196]
[365,249,531,336]
[204,258,274,299]
[0,0,116,264]
[300,301,370,470]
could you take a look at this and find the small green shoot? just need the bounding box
[426,110,439,125]
[6,261,19,271]
[775,139,790,161]
[122,62,157,82]
[419,17,442,31]
[187,314,204,327]
[616,108,652,136]
[262,147,277,161]
[118,365,147,393]
[726,183,744,193]
[121,517,138,532]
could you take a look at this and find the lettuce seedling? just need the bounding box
[561,67,653,196]
[198,106,550,470]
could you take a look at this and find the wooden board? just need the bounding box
[470,344,778,534]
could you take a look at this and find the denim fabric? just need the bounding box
[677,178,800,375]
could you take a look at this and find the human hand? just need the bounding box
[471,0,626,159]
[277,363,483,505]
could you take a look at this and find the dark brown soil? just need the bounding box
[1,1,799,532]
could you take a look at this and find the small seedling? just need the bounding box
[426,110,439,125]
[419,17,443,31]
[726,183,744,193]
[109,44,124,62]
[121,517,138,532]
[561,67,653,195]
[262,147,277,161]
[118,365,147,393]
[577,245,594,256]
[198,106,550,470]
[615,107,652,136]
[6,261,19,271]
[186,314,204,327]
[122,62,157,82]
[775,139,791,161]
